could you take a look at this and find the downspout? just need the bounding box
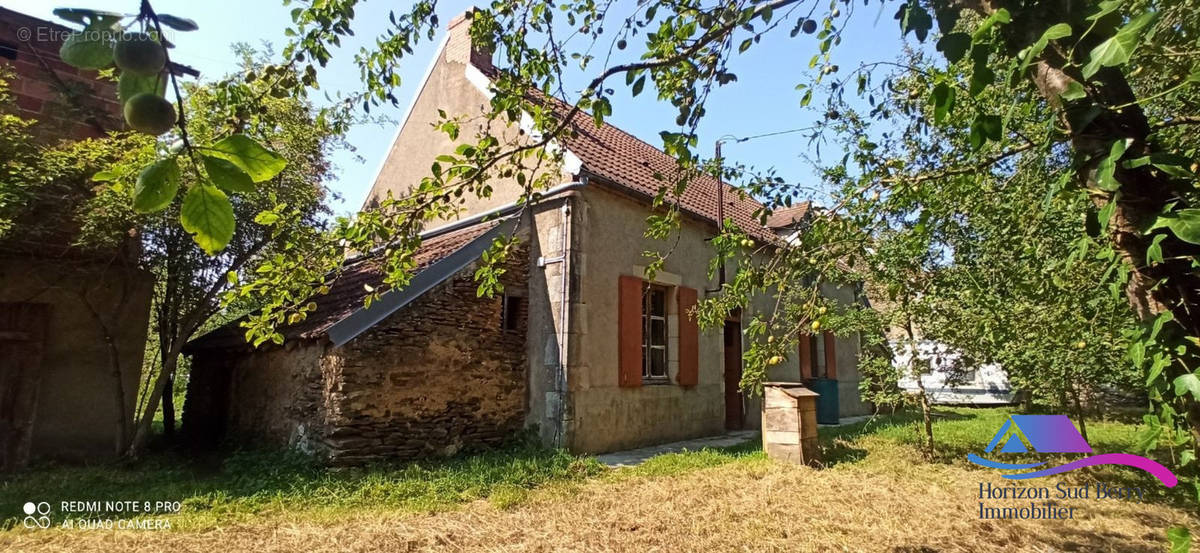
[715,140,725,290]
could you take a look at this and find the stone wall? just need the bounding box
[325,245,530,464]
[185,240,531,465]
[185,343,334,455]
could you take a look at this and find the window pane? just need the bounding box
[650,347,667,377]
[649,288,665,316]
[642,344,649,377]
[813,334,825,376]
[650,318,666,345]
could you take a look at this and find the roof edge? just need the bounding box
[324,216,519,346]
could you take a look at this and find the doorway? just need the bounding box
[0,303,49,471]
[723,319,743,430]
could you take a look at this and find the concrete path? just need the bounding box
[595,430,759,467]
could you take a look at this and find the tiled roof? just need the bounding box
[186,221,499,351]
[765,202,811,229]
[531,94,775,240]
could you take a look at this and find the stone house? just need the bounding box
[183,11,868,463]
[0,8,189,468]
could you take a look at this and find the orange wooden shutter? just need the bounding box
[618,275,644,388]
[798,333,813,378]
[823,331,838,380]
[676,286,699,388]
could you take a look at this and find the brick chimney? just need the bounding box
[443,10,494,71]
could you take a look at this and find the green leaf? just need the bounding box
[1096,139,1129,191]
[935,33,971,64]
[1146,355,1170,386]
[202,155,255,193]
[53,8,123,24]
[59,29,114,69]
[1129,339,1145,367]
[971,8,1010,40]
[1082,12,1158,78]
[632,75,646,97]
[899,3,933,42]
[969,115,1002,150]
[1087,0,1126,21]
[1146,233,1167,264]
[929,83,955,125]
[969,65,994,96]
[1151,209,1200,244]
[592,97,612,127]
[1098,197,1117,232]
[133,158,180,213]
[254,211,280,225]
[118,71,166,103]
[1060,81,1087,101]
[1019,23,1072,76]
[1173,373,1200,400]
[181,185,235,254]
[157,14,199,31]
[203,135,287,182]
[92,170,119,182]
[1042,23,1073,41]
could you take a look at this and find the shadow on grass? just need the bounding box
[0,440,603,530]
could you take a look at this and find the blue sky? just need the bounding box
[11,0,904,215]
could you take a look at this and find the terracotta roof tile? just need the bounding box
[530,93,775,240]
[186,221,498,351]
[765,202,811,229]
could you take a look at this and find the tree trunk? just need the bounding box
[127,340,181,458]
[903,313,935,458]
[162,371,176,440]
[1070,382,1089,444]
[915,372,936,459]
[164,371,175,441]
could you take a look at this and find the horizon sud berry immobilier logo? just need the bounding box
[967,414,1177,487]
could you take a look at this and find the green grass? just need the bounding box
[1,443,603,530]
[3,406,1184,532]
[820,406,1145,462]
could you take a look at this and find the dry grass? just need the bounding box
[4,445,1194,553]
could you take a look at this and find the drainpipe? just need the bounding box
[710,136,741,293]
[715,139,725,290]
[535,178,586,447]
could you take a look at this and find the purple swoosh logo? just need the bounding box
[984,453,1177,487]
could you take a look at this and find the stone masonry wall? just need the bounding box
[322,243,531,465]
[185,342,335,456]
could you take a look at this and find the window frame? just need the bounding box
[641,283,671,382]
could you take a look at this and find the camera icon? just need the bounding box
[22,501,51,529]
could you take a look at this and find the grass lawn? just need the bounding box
[1,407,1195,552]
